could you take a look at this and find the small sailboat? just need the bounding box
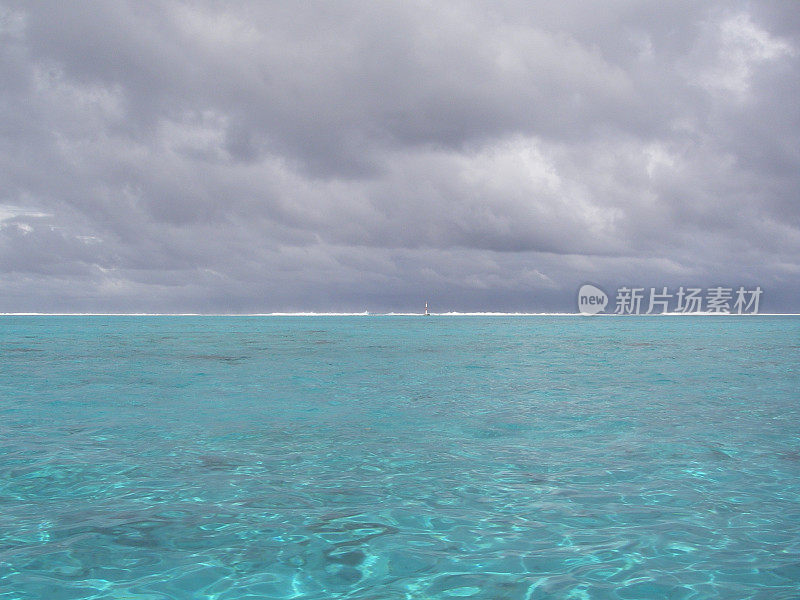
[424,302,430,316]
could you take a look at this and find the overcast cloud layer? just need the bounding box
[1,1,799,312]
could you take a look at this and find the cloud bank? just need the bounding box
[1,1,798,312]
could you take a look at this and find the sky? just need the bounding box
[1,1,798,313]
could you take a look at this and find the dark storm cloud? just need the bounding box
[0,0,798,312]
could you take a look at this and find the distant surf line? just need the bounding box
[1,312,799,317]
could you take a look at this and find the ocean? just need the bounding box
[1,315,799,599]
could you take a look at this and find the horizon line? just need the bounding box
[1,312,798,317]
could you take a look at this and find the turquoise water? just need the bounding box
[1,316,799,600]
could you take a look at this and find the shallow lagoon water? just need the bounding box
[1,315,799,599]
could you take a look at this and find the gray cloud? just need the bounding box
[1,0,798,312]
